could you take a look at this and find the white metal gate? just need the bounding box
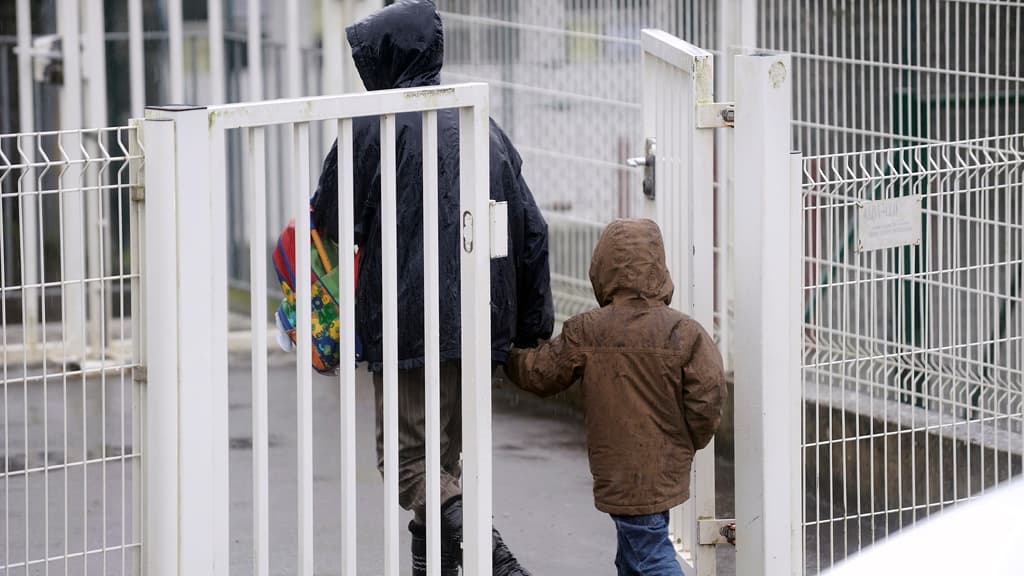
[140,83,495,576]
[637,29,719,575]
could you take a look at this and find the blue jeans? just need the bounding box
[611,512,684,576]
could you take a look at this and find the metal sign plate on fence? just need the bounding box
[856,196,922,252]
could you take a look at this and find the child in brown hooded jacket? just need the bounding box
[506,218,727,576]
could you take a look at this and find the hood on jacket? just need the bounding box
[589,219,674,307]
[345,0,444,91]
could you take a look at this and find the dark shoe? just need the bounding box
[410,521,428,576]
[440,496,532,576]
[491,527,532,576]
[410,520,459,576]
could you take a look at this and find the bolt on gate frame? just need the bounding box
[141,82,496,576]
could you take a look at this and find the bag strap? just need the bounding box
[311,228,333,273]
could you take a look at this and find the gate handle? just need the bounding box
[625,137,656,200]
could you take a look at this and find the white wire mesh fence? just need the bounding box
[436,0,719,223]
[801,135,1024,573]
[757,0,1024,156]
[0,126,144,574]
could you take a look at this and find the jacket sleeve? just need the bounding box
[505,317,585,398]
[513,171,555,348]
[680,324,727,451]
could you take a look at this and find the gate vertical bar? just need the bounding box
[210,114,231,576]
[381,113,400,576]
[292,121,315,576]
[640,30,717,574]
[248,126,270,576]
[423,109,442,576]
[337,117,358,576]
[733,52,798,576]
[460,97,493,576]
[690,51,717,576]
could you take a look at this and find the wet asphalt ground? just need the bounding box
[2,359,735,575]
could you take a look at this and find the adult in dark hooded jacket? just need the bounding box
[311,1,549,575]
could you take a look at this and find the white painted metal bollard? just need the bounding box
[732,53,801,576]
[143,105,228,576]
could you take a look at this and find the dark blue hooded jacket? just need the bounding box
[312,0,554,371]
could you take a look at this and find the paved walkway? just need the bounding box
[227,364,617,575]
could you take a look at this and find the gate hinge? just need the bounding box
[130,184,145,202]
[133,366,148,384]
[697,103,735,129]
[698,518,736,545]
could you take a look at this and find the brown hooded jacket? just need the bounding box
[506,218,726,515]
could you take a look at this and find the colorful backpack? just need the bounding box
[272,205,362,374]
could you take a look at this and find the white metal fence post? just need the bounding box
[142,116,179,576]
[143,105,225,576]
[733,52,799,576]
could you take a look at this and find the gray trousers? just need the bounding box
[373,362,463,525]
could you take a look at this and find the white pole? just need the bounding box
[209,0,226,104]
[168,0,185,103]
[15,0,40,354]
[248,0,264,100]
[789,151,804,573]
[128,0,146,117]
[740,0,757,53]
[733,52,798,576]
[83,0,109,358]
[322,0,344,96]
[716,0,733,370]
[287,0,302,97]
[58,0,86,362]
[322,0,344,153]
[144,105,219,575]
[142,116,180,576]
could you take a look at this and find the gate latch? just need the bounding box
[698,518,736,546]
[625,137,656,200]
[697,102,736,128]
[489,200,508,259]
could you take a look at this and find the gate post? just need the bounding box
[143,105,227,576]
[733,53,801,576]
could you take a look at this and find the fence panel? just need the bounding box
[0,126,144,574]
[756,0,1024,157]
[801,135,1024,573]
